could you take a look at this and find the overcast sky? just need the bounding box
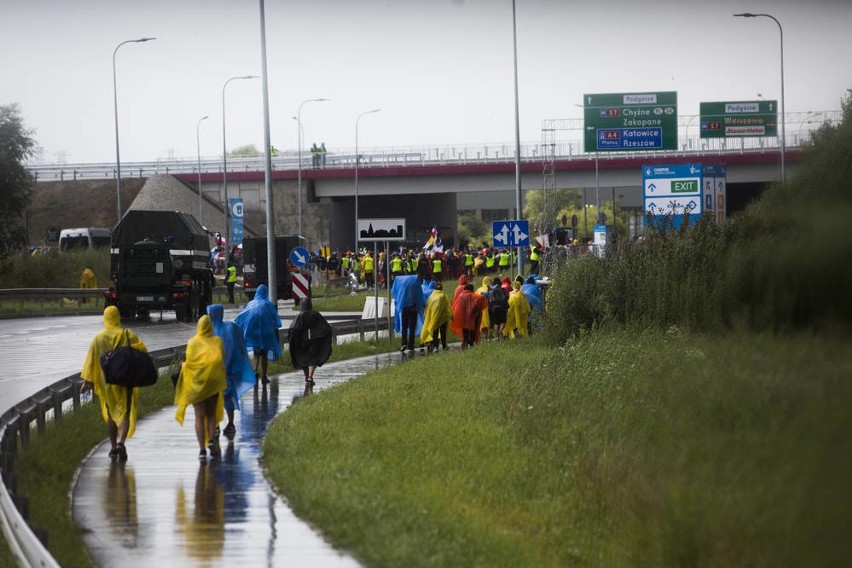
[3,0,850,164]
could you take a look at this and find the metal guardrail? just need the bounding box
[0,314,386,567]
[0,287,252,314]
[24,110,841,182]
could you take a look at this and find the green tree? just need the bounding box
[523,188,582,234]
[228,144,262,157]
[0,103,35,257]
[456,211,489,249]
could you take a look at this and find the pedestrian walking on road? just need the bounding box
[451,283,488,348]
[80,305,149,462]
[288,298,333,389]
[174,315,227,462]
[420,282,453,352]
[207,304,256,440]
[234,284,282,385]
[392,274,426,351]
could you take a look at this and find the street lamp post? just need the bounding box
[354,109,381,250]
[296,98,329,238]
[734,12,786,182]
[196,116,209,225]
[112,37,155,224]
[221,75,257,246]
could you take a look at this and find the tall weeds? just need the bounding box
[545,99,852,342]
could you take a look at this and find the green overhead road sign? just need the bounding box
[584,91,678,152]
[699,100,778,138]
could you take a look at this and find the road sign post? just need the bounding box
[584,92,678,152]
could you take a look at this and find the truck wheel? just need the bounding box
[118,303,134,320]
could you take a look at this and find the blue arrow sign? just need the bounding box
[492,220,530,248]
[290,246,309,267]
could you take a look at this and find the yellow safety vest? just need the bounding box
[226,266,237,283]
[530,246,540,262]
[432,259,442,273]
[391,257,403,272]
[364,256,374,271]
[498,252,511,267]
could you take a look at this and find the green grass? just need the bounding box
[264,330,852,567]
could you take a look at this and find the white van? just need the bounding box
[58,228,112,252]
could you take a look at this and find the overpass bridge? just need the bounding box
[26,111,837,251]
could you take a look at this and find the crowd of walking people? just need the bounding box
[79,282,331,464]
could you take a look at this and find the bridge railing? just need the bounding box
[25,111,841,182]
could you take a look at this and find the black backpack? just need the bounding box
[100,330,158,388]
[486,285,508,310]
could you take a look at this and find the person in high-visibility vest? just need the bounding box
[226,263,238,304]
[498,249,511,272]
[463,250,474,278]
[363,251,375,288]
[485,251,497,274]
[529,244,542,276]
[431,252,444,282]
[390,253,404,283]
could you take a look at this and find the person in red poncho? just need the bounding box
[451,283,488,348]
[452,274,469,305]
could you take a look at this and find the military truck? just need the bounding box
[105,210,214,321]
[241,235,306,301]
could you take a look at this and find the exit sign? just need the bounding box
[672,180,698,193]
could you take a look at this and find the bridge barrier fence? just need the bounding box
[0,314,386,567]
[25,111,841,182]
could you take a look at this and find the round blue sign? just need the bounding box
[289,246,309,267]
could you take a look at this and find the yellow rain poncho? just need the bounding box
[420,288,454,345]
[475,276,492,332]
[81,306,147,437]
[503,284,531,339]
[174,315,227,427]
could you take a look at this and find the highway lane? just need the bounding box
[0,307,258,416]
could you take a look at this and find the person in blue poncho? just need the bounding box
[207,304,257,439]
[522,276,543,313]
[234,284,282,385]
[392,274,426,351]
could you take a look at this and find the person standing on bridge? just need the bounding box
[80,305,149,462]
[235,283,282,385]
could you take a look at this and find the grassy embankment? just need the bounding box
[260,101,852,566]
[7,100,852,566]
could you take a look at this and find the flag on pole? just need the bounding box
[423,226,438,251]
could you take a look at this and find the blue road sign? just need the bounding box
[598,127,663,150]
[289,246,309,267]
[492,220,530,248]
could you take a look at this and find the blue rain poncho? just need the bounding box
[207,304,256,412]
[391,275,426,336]
[521,279,543,312]
[234,284,282,360]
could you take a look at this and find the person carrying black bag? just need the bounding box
[80,306,149,462]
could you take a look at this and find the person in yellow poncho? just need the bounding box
[81,305,148,462]
[420,282,453,352]
[79,267,98,303]
[475,276,492,340]
[503,281,531,339]
[174,315,227,462]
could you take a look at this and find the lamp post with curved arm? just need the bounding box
[196,116,209,225]
[296,98,329,238]
[113,37,155,224]
[734,12,786,182]
[221,75,257,245]
[354,108,381,250]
